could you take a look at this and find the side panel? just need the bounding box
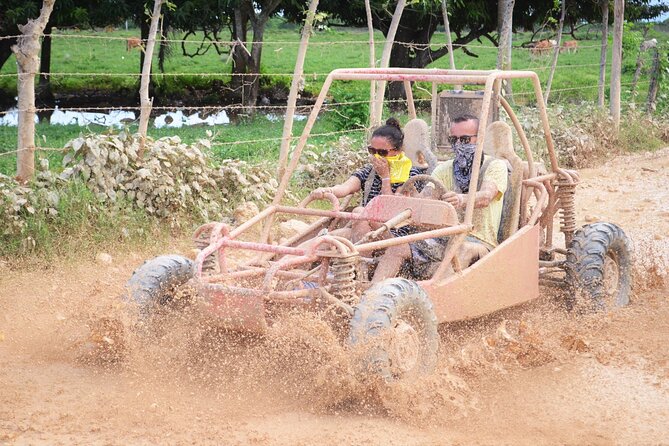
[193,282,268,333]
[422,224,540,323]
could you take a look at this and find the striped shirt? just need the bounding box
[351,164,426,237]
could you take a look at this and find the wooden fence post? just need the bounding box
[277,0,319,184]
[12,0,56,183]
[496,0,515,99]
[365,0,377,126]
[610,0,625,132]
[646,47,661,114]
[372,0,406,127]
[597,0,609,109]
[544,0,565,105]
[137,0,164,158]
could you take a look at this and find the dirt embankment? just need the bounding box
[1,149,668,445]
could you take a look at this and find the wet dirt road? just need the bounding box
[1,149,668,445]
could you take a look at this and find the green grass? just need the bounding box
[0,111,358,175]
[1,20,667,178]
[1,22,664,98]
[0,179,166,260]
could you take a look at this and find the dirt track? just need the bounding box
[1,149,669,445]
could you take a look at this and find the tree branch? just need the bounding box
[423,28,488,64]
[482,32,498,47]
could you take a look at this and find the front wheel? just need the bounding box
[125,254,194,319]
[565,222,633,312]
[348,278,439,382]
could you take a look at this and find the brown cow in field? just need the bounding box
[530,39,553,57]
[126,37,142,51]
[561,40,578,54]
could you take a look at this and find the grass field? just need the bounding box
[0,19,666,177]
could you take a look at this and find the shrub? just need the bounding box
[0,131,279,258]
[329,86,369,131]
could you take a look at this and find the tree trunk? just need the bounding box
[387,31,414,103]
[544,0,565,105]
[230,6,249,102]
[597,0,609,109]
[232,0,281,113]
[139,17,150,81]
[243,19,266,112]
[137,0,164,158]
[496,0,515,99]
[630,28,650,101]
[646,48,660,114]
[12,0,56,182]
[36,21,54,122]
[610,0,624,131]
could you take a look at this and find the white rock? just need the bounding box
[233,201,260,223]
[95,253,113,265]
[279,219,310,242]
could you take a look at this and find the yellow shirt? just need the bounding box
[432,156,508,247]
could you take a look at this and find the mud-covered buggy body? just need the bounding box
[127,69,632,382]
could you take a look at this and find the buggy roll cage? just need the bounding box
[192,68,578,305]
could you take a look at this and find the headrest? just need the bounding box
[483,121,515,160]
[403,118,431,169]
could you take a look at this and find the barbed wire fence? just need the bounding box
[0,30,659,176]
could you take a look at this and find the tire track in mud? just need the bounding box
[1,149,668,445]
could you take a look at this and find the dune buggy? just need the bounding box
[127,68,632,382]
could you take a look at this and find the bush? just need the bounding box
[295,136,366,191]
[329,86,369,131]
[0,131,279,259]
[513,103,669,168]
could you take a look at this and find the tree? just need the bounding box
[13,0,56,182]
[229,0,283,110]
[284,0,500,100]
[170,0,283,110]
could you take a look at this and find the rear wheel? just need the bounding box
[348,278,439,382]
[126,255,194,318]
[565,222,632,311]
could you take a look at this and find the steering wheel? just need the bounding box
[299,191,341,211]
[396,174,447,199]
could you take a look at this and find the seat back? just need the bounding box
[483,121,524,243]
[403,118,438,174]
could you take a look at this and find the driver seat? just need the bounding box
[483,121,524,243]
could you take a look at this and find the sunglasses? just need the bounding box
[367,146,395,157]
[448,135,477,145]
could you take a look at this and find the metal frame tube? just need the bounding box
[356,224,470,253]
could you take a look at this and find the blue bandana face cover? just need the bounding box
[452,141,477,193]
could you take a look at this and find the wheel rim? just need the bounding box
[389,319,420,376]
[602,252,621,305]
